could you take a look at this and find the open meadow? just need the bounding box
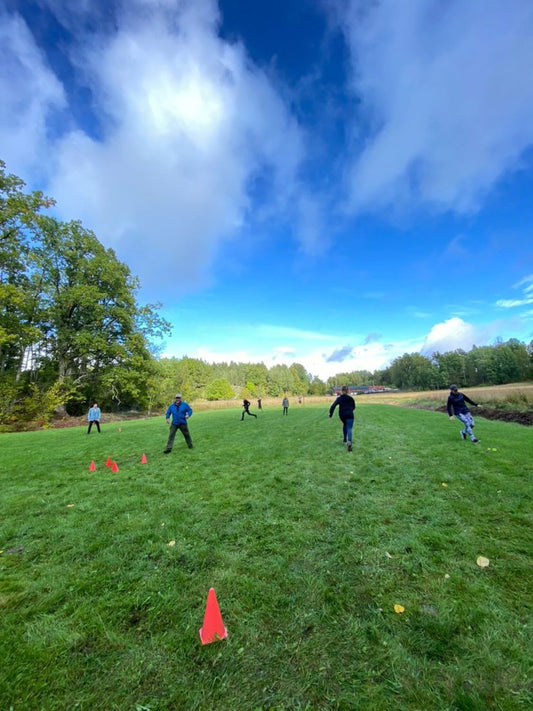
[1,403,532,710]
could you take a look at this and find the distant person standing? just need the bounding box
[282,395,289,415]
[87,403,101,434]
[329,386,356,452]
[447,385,480,443]
[241,398,257,421]
[164,394,193,453]
[257,397,262,411]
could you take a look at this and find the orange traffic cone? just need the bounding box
[105,456,111,467]
[199,588,228,645]
[141,453,147,464]
[89,460,96,472]
[111,460,119,472]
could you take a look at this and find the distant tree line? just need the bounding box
[1,161,532,425]
[365,341,533,392]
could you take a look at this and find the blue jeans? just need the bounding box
[342,418,354,443]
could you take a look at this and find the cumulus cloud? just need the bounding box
[420,317,478,355]
[1,0,310,292]
[419,315,528,356]
[335,0,533,215]
[363,332,381,345]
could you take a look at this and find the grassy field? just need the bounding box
[1,404,532,710]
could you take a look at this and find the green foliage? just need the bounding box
[384,341,533,391]
[0,162,171,419]
[204,378,235,400]
[389,352,440,390]
[0,406,532,709]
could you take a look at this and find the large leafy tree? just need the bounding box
[31,216,170,412]
[0,161,53,375]
[389,353,440,390]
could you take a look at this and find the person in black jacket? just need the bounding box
[329,386,356,452]
[446,385,480,443]
[241,398,257,421]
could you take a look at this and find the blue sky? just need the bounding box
[1,0,532,379]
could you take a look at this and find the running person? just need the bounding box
[446,385,480,443]
[329,386,356,452]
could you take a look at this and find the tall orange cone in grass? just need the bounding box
[111,460,119,472]
[105,456,111,467]
[199,588,227,645]
[89,460,96,472]
[141,453,147,464]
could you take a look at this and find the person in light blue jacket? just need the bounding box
[164,394,193,453]
[87,403,101,434]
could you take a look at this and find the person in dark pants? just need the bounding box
[282,395,289,415]
[446,385,480,443]
[87,403,101,433]
[241,399,257,420]
[164,394,193,452]
[329,386,356,452]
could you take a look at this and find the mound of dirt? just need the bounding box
[432,405,533,426]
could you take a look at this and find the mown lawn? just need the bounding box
[1,404,532,710]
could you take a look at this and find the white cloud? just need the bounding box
[420,317,477,355]
[1,0,308,292]
[0,12,66,178]
[496,274,533,308]
[164,331,424,380]
[336,0,533,215]
[496,298,533,309]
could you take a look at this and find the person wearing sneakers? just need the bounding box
[329,385,356,452]
[164,394,193,453]
[241,398,257,420]
[446,385,480,443]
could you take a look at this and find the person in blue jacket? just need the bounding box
[87,403,101,434]
[329,386,356,452]
[164,393,193,453]
[447,385,480,443]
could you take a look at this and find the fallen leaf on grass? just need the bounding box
[385,552,393,559]
[442,482,448,487]
[476,556,490,567]
[66,504,75,508]
[167,540,176,547]
[394,604,405,614]
[444,573,450,579]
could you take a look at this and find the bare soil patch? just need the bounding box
[430,405,533,426]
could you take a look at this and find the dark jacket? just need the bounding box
[165,400,193,425]
[329,393,356,421]
[447,392,477,416]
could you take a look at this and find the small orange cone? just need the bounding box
[141,453,147,464]
[199,588,228,645]
[111,460,119,472]
[105,456,111,467]
[89,460,96,472]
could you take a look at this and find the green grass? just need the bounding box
[1,404,532,710]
